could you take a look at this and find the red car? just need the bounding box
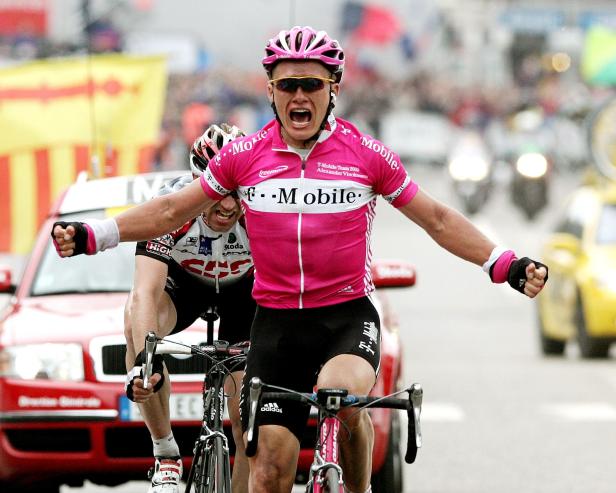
[0,171,416,493]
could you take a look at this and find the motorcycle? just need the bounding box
[446,130,492,215]
[510,147,550,220]
[505,105,554,220]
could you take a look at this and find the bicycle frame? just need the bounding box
[307,413,344,493]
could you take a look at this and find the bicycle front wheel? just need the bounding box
[323,467,343,493]
[205,435,231,493]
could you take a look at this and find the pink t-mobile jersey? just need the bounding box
[200,116,418,309]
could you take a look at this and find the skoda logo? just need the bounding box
[228,233,237,244]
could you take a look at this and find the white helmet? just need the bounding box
[189,123,245,176]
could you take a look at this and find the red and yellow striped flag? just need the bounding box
[0,54,167,253]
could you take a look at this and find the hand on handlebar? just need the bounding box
[127,373,164,404]
[125,339,166,403]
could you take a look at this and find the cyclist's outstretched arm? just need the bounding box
[52,179,216,257]
[397,188,547,298]
[398,188,495,265]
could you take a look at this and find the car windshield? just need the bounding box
[597,204,616,245]
[30,211,136,296]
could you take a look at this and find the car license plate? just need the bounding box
[119,393,210,421]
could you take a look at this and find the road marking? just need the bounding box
[421,402,465,422]
[541,402,616,421]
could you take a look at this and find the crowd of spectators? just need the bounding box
[0,30,601,173]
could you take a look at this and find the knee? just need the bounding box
[250,459,287,488]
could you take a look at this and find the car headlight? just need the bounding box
[516,153,548,178]
[0,343,84,381]
[448,156,490,181]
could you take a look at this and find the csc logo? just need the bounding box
[180,259,251,278]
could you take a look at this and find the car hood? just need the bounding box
[0,293,127,346]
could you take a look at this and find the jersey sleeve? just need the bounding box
[135,234,174,263]
[200,151,237,200]
[363,137,418,207]
[134,220,193,263]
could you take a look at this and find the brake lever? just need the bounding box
[410,382,423,448]
[142,331,157,389]
[245,377,263,457]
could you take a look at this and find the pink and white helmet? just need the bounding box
[190,123,245,177]
[262,26,345,82]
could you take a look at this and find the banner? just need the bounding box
[0,54,167,253]
[341,1,402,45]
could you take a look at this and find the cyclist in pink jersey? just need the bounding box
[52,26,548,493]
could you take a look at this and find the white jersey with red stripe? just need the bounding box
[201,115,418,308]
[136,174,252,288]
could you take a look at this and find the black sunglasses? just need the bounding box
[270,76,335,93]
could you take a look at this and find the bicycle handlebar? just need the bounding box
[141,331,249,389]
[244,377,423,463]
[142,332,157,389]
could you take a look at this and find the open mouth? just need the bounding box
[216,210,235,220]
[289,109,312,126]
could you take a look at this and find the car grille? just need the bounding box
[106,423,234,457]
[101,344,206,375]
[5,422,317,458]
[90,335,210,382]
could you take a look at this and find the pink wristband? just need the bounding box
[491,250,517,284]
[83,223,97,255]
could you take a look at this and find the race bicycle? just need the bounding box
[245,377,423,493]
[143,309,248,493]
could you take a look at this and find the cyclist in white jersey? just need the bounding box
[123,124,253,493]
[52,27,548,493]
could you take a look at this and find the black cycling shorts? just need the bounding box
[240,296,381,441]
[164,261,256,346]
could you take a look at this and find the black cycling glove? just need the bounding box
[125,350,165,402]
[507,257,549,294]
[51,221,91,256]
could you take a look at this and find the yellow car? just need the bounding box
[537,182,616,358]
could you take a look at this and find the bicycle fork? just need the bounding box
[308,390,347,493]
[309,415,344,493]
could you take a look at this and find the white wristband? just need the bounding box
[482,246,509,274]
[89,218,120,252]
